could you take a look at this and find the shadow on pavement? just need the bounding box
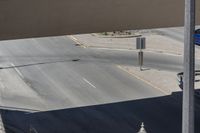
[1,91,200,133]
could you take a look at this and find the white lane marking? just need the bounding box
[83,78,96,88]
[68,36,87,48]
[69,36,78,42]
[10,63,24,79]
[0,113,5,133]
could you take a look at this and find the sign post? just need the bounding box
[136,37,146,71]
[138,51,143,71]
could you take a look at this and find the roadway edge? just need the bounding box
[68,35,186,57]
[117,65,169,95]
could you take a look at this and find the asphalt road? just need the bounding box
[0,36,167,111]
[155,26,200,42]
[0,36,199,133]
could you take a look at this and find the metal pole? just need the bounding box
[182,0,195,132]
[138,50,143,71]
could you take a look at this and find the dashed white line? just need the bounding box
[10,63,24,79]
[83,78,96,88]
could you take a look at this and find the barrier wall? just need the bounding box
[0,0,200,40]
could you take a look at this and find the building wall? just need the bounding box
[0,0,199,40]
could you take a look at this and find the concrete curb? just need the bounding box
[91,33,142,38]
[86,45,183,56]
[117,65,170,95]
[68,35,200,60]
[68,35,183,56]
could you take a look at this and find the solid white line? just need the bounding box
[11,63,24,79]
[83,78,96,88]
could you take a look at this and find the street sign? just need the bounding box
[136,37,146,49]
[136,37,146,71]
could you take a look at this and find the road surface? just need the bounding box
[155,26,200,42]
[0,36,199,132]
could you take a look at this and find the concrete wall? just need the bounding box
[0,0,200,40]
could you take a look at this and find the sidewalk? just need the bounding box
[71,33,200,58]
[118,65,180,94]
[118,65,200,94]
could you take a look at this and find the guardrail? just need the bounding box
[177,70,200,90]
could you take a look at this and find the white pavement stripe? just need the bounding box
[10,63,24,79]
[69,36,78,42]
[0,113,5,133]
[83,78,96,88]
[68,36,87,48]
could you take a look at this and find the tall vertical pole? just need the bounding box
[182,0,195,132]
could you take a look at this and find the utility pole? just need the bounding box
[182,0,195,132]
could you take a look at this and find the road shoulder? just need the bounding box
[69,33,200,59]
[118,65,181,95]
